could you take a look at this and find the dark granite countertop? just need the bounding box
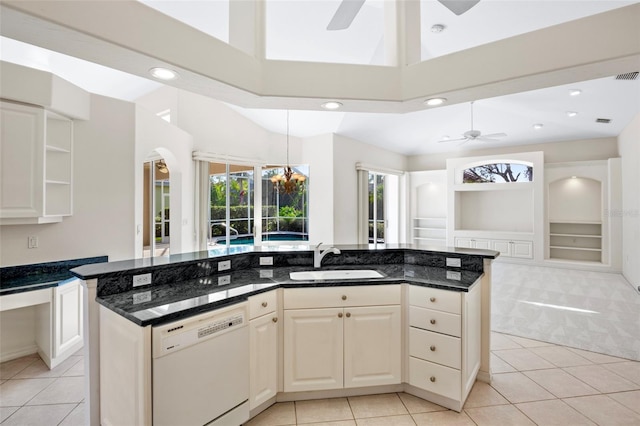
[1,256,108,296]
[97,263,483,327]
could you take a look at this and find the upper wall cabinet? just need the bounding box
[0,100,74,224]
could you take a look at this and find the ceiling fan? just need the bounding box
[327,0,480,31]
[439,101,507,143]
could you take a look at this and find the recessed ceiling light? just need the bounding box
[569,89,582,96]
[431,24,446,33]
[321,101,343,110]
[571,176,577,179]
[424,97,447,106]
[149,67,178,80]
[533,123,544,130]
[441,135,450,140]
[566,111,578,117]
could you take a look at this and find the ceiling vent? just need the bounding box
[615,72,638,80]
[595,118,611,124]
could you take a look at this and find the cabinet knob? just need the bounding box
[430,376,436,383]
[342,295,347,301]
[430,345,436,352]
[338,312,343,318]
[261,302,268,307]
[272,317,278,323]
[429,297,436,303]
[346,312,351,318]
[430,319,436,325]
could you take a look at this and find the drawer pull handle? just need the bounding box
[430,376,436,383]
[430,345,436,351]
[272,317,278,323]
[430,319,436,325]
[346,312,351,318]
[430,297,436,302]
[338,312,343,318]
[262,302,268,307]
[342,295,347,301]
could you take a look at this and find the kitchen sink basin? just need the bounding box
[289,269,384,281]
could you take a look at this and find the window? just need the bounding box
[463,162,533,184]
[357,165,402,245]
[369,172,385,243]
[198,159,309,249]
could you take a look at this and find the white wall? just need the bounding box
[332,134,408,245]
[0,95,136,266]
[408,138,618,171]
[134,106,195,257]
[302,134,334,245]
[618,113,640,289]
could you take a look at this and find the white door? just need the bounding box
[344,305,401,388]
[249,313,278,409]
[284,308,343,392]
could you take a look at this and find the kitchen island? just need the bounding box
[72,244,498,425]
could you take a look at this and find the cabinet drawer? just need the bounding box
[409,357,461,401]
[249,290,278,319]
[409,306,461,337]
[284,285,400,309]
[409,286,461,314]
[409,327,461,369]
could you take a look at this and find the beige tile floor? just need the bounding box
[0,350,84,426]
[245,332,640,426]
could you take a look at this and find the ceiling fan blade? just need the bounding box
[327,0,366,31]
[480,132,507,139]
[438,137,468,143]
[437,0,480,16]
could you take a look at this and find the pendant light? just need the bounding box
[270,110,306,193]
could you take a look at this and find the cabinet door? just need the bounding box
[453,237,473,248]
[473,239,491,250]
[491,240,511,257]
[511,241,533,258]
[344,305,401,388]
[53,280,83,357]
[283,308,343,392]
[249,313,278,409]
[0,101,44,218]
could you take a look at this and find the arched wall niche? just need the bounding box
[548,177,602,223]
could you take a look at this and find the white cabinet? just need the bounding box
[0,100,73,224]
[283,285,401,392]
[454,237,490,250]
[413,217,446,246]
[408,284,481,411]
[248,291,279,410]
[53,280,83,357]
[491,239,533,259]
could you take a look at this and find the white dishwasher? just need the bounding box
[152,303,249,426]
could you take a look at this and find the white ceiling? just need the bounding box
[1,0,639,156]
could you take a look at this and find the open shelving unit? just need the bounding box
[413,217,446,246]
[549,222,602,262]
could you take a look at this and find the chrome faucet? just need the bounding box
[314,242,341,268]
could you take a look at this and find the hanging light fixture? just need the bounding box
[270,110,306,193]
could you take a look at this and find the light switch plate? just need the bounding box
[133,273,152,287]
[218,275,231,285]
[259,256,274,266]
[259,269,274,278]
[133,291,152,304]
[446,257,461,268]
[218,260,231,271]
[446,270,462,281]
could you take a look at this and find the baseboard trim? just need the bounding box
[0,345,39,363]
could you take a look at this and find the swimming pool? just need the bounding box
[214,233,308,245]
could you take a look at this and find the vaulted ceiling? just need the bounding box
[1,1,639,155]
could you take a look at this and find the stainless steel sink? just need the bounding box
[289,269,384,281]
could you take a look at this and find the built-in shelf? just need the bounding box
[549,222,602,263]
[413,217,446,246]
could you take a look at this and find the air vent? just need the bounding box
[596,118,611,124]
[615,72,638,80]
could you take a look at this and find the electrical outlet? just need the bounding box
[259,269,274,278]
[260,256,273,266]
[28,236,38,249]
[446,270,462,281]
[446,257,461,268]
[218,260,231,271]
[218,275,231,286]
[133,291,152,304]
[133,273,152,287]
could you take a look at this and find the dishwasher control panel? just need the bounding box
[152,304,248,358]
